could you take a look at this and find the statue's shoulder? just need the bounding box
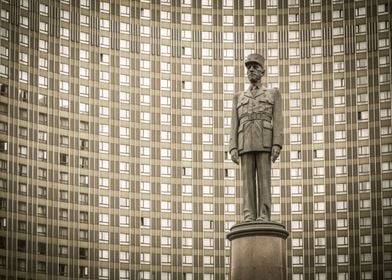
[233,91,245,100]
[266,87,279,94]
[266,87,281,99]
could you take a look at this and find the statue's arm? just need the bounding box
[229,94,239,153]
[272,88,283,149]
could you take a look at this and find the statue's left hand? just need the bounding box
[271,145,281,163]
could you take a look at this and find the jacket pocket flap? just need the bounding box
[237,98,249,108]
[258,98,274,105]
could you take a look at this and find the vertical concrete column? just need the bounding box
[226,221,289,280]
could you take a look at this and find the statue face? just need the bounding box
[246,63,264,83]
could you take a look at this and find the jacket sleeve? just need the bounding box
[229,93,239,153]
[272,88,283,148]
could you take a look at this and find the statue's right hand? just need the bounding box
[230,149,240,165]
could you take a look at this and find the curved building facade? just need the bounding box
[0,0,391,279]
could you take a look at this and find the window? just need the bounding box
[160,131,170,142]
[355,6,366,17]
[290,116,301,126]
[161,201,171,212]
[336,148,346,158]
[379,19,390,32]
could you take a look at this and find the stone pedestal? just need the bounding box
[226,221,289,280]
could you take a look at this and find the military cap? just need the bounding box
[245,53,265,68]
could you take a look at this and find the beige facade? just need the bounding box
[0,0,391,279]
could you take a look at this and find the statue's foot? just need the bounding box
[256,216,268,221]
[244,216,255,222]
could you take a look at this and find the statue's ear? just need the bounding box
[261,66,266,76]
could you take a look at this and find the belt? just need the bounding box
[239,113,272,122]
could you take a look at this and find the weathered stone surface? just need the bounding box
[227,221,289,280]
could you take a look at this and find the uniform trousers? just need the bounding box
[240,152,271,221]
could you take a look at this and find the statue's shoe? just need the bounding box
[256,216,268,221]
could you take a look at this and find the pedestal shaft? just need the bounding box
[227,221,289,280]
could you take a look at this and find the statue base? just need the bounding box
[226,221,289,280]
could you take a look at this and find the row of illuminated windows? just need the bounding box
[271,58,389,76]
[8,2,388,25]
[7,179,391,201]
[2,16,390,45]
[287,145,392,161]
[13,195,392,223]
[11,55,390,81]
[12,203,236,223]
[290,110,392,126]
[7,143,233,164]
[274,179,390,197]
[7,33,391,62]
[11,144,231,164]
[2,122,392,149]
[291,92,389,109]
[2,123,392,151]
[291,255,387,268]
[42,143,391,165]
[8,214,392,243]
[9,211,392,240]
[11,108,231,132]
[5,49,390,80]
[8,35,391,61]
[13,260,220,279]
[5,106,392,129]
[272,181,390,197]
[289,128,391,143]
[3,179,236,198]
[24,16,390,37]
[5,165,390,193]
[8,161,235,179]
[272,199,374,215]
[293,272,392,280]
[10,69,391,92]
[8,203,392,231]
[5,61,390,90]
[270,162,392,179]
[29,0,385,13]
[13,0,387,16]
[289,215,392,232]
[12,220,236,239]
[291,234,392,249]
[77,0,254,11]
[14,89,390,117]
[96,252,229,267]
[1,1,389,24]
[4,122,228,145]
[289,110,392,126]
[266,44,388,59]
[0,44,390,79]
[6,65,390,96]
[7,160,392,183]
[8,230,392,254]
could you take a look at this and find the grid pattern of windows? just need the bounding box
[0,0,390,279]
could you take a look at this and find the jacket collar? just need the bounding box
[245,83,266,98]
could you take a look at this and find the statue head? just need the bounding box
[245,53,265,83]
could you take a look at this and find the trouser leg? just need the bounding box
[256,152,271,221]
[241,153,256,221]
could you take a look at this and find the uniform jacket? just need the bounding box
[229,86,283,155]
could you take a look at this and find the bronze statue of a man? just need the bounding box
[229,53,283,222]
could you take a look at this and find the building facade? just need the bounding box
[0,0,391,279]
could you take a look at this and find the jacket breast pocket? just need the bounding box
[263,121,273,148]
[237,99,249,117]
